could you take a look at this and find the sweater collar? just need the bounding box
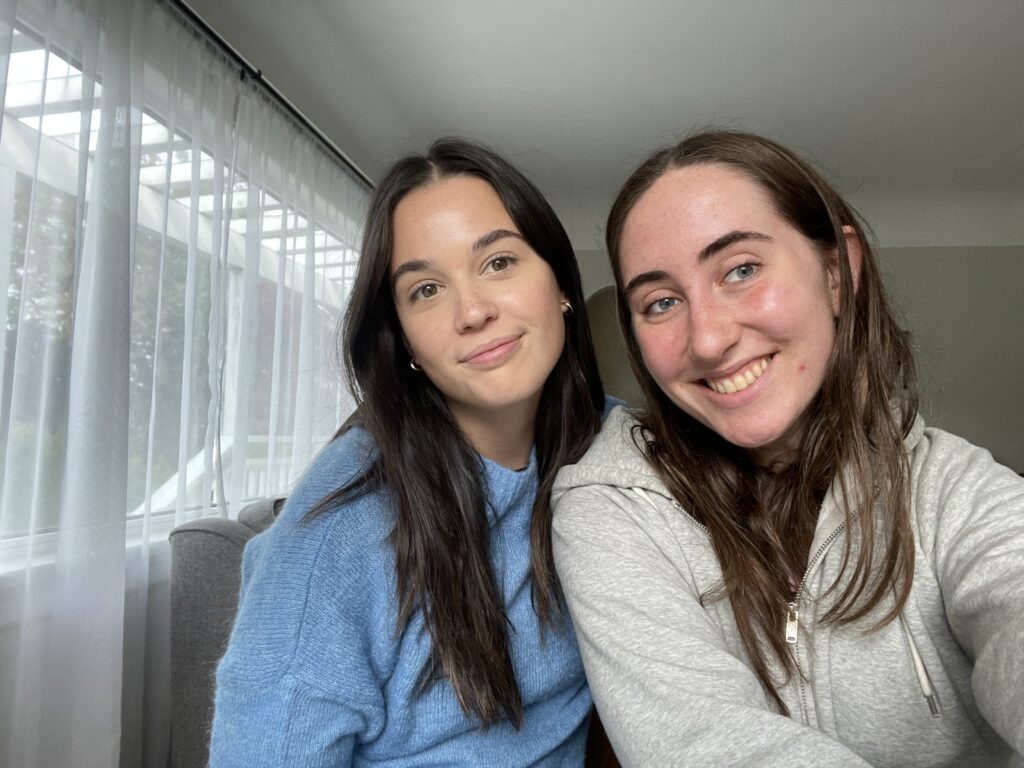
[480,447,538,525]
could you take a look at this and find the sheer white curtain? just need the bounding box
[0,0,368,764]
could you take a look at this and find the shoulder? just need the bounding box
[552,406,669,505]
[907,418,1023,505]
[552,408,696,564]
[906,416,1024,551]
[223,428,397,686]
[245,426,390,574]
[552,406,668,527]
[282,426,380,519]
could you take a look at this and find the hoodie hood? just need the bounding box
[553,404,927,516]
[552,405,670,508]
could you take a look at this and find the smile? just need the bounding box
[460,334,523,365]
[704,355,772,394]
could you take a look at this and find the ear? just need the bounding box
[558,289,571,315]
[827,225,864,316]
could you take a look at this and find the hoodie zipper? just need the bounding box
[784,519,847,724]
[659,495,708,536]
[785,602,799,643]
[668,499,710,537]
[663,486,930,722]
[661,491,854,723]
[786,520,848,645]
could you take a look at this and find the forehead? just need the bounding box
[391,175,514,261]
[620,164,779,267]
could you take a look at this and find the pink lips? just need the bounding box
[461,334,522,366]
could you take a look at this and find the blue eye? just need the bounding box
[644,297,679,315]
[725,263,758,283]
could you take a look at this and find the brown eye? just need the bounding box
[485,253,517,273]
[410,282,439,301]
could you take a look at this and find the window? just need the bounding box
[0,21,368,542]
[0,3,369,763]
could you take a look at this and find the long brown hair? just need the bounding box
[606,130,918,712]
[313,138,604,726]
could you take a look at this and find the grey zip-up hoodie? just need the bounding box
[552,406,1024,768]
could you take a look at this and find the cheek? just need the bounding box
[635,324,683,383]
[398,313,440,362]
[750,281,789,322]
[754,280,830,338]
[547,310,567,354]
[394,308,414,348]
[527,285,567,342]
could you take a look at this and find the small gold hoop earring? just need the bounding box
[560,300,574,317]
[409,359,422,372]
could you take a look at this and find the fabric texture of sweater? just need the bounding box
[209,426,591,767]
[551,405,1024,768]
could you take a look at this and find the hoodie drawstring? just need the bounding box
[898,612,942,717]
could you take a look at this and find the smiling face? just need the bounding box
[619,163,845,465]
[391,175,567,443]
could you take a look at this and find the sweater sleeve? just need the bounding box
[915,430,1024,755]
[552,484,873,768]
[209,673,372,767]
[209,435,391,767]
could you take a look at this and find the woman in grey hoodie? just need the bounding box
[551,130,1024,767]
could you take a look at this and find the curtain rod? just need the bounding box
[168,0,375,190]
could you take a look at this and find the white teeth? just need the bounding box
[706,356,772,394]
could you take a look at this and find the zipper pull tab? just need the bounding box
[786,602,799,644]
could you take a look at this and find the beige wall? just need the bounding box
[578,248,614,299]
[880,245,1024,472]
[578,244,1024,473]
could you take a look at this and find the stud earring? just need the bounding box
[409,358,422,372]
[560,300,574,316]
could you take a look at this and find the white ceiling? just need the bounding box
[185,0,1024,249]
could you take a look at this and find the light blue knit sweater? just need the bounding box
[209,426,591,767]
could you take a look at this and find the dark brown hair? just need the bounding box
[606,130,918,713]
[314,138,604,726]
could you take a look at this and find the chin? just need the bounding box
[716,425,786,454]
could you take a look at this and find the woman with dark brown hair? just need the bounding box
[210,138,610,766]
[551,130,1024,767]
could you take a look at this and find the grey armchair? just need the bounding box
[167,495,620,766]
[168,496,285,768]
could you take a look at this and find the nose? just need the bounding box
[453,284,497,332]
[686,296,739,363]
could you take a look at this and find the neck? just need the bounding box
[746,417,809,470]
[749,446,796,472]
[451,399,538,470]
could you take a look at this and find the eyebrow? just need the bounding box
[472,228,524,252]
[623,230,772,296]
[391,258,431,288]
[390,229,525,289]
[698,230,772,263]
[623,270,670,296]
